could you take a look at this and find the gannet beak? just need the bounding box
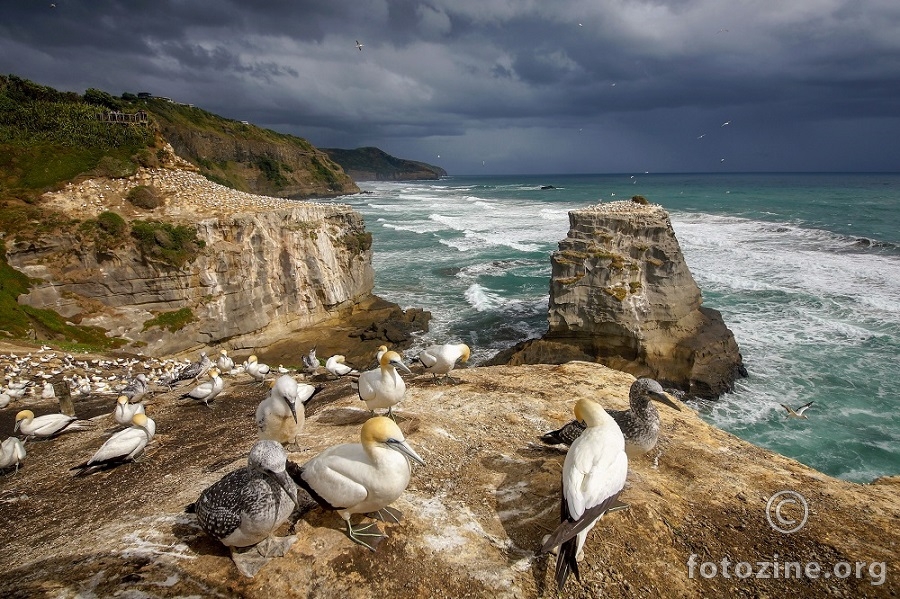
[289,400,298,424]
[393,360,412,375]
[271,469,302,509]
[651,391,682,411]
[13,421,20,433]
[386,438,425,466]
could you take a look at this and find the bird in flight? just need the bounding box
[721,120,731,127]
[781,401,814,419]
[356,40,364,51]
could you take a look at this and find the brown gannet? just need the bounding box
[14,409,92,440]
[0,437,26,473]
[540,398,628,590]
[256,375,322,446]
[179,367,224,407]
[357,350,411,418]
[190,440,301,577]
[71,413,156,476]
[413,343,470,384]
[292,416,424,550]
[113,394,146,427]
[540,377,681,457]
[781,401,814,419]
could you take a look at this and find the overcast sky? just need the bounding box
[2,0,899,175]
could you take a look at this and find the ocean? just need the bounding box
[327,172,900,483]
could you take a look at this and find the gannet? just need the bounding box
[781,401,814,419]
[190,439,301,577]
[301,347,319,376]
[179,367,224,406]
[540,398,628,590]
[41,381,56,399]
[541,378,681,457]
[256,375,321,446]
[325,355,358,379]
[71,413,156,476]
[245,355,271,384]
[0,390,10,409]
[114,395,146,427]
[169,352,212,386]
[14,409,92,439]
[0,437,26,473]
[293,416,424,550]
[216,349,235,373]
[357,351,411,418]
[356,40,364,51]
[121,373,149,402]
[414,343,470,383]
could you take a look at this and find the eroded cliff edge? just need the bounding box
[488,200,745,398]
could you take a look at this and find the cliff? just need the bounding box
[488,200,745,399]
[0,355,895,598]
[323,146,447,181]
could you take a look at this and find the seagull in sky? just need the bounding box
[697,133,706,139]
[721,120,731,127]
[356,40,364,51]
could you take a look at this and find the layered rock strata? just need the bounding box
[490,200,745,398]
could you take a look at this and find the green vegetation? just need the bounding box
[142,307,196,332]
[604,286,628,301]
[629,281,643,293]
[342,231,372,255]
[131,220,205,268]
[309,156,342,191]
[631,195,649,205]
[255,155,289,187]
[126,185,162,210]
[556,273,585,285]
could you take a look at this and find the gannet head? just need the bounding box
[632,378,681,412]
[459,344,471,363]
[248,355,258,364]
[573,398,611,428]
[14,409,34,431]
[220,349,228,356]
[117,395,129,406]
[361,416,425,466]
[272,375,299,423]
[248,439,300,508]
[132,413,149,428]
[208,367,220,379]
[381,351,412,374]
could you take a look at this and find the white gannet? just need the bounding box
[414,343,470,384]
[41,381,56,399]
[216,349,235,373]
[71,413,156,476]
[245,355,271,384]
[325,355,358,379]
[357,351,411,418]
[301,347,319,376]
[256,375,321,446]
[114,394,146,427]
[179,367,224,407]
[781,401,814,419]
[190,439,301,577]
[0,390,11,409]
[375,345,388,364]
[0,437,26,473]
[14,409,92,439]
[293,416,424,550]
[356,40,364,51]
[540,398,628,590]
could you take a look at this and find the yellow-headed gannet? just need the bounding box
[414,343,470,384]
[357,350,411,419]
[179,367,224,407]
[256,375,322,446]
[781,401,814,419]
[541,377,681,457]
[325,355,359,379]
[71,413,156,476]
[541,398,628,590]
[245,355,271,384]
[0,437,26,473]
[114,394,146,427]
[216,349,235,373]
[293,416,424,550]
[190,439,301,577]
[14,409,92,439]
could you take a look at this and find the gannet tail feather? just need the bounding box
[540,491,622,553]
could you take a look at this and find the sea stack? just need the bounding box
[489,199,745,398]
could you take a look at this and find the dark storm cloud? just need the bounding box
[2,0,899,174]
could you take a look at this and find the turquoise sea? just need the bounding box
[328,173,900,483]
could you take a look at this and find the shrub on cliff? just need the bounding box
[142,307,196,332]
[131,220,205,268]
[126,185,161,210]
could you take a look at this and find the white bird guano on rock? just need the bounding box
[540,397,628,590]
[256,375,321,446]
[356,351,412,418]
[191,439,302,578]
[71,413,156,476]
[293,416,425,550]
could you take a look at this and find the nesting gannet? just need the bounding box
[216,349,235,373]
[357,351,411,418]
[0,390,11,409]
[541,378,681,457]
[256,375,322,446]
[14,409,91,439]
[414,343,470,383]
[114,395,146,427]
[190,439,301,577]
[540,398,628,590]
[293,416,424,550]
[325,355,358,379]
[41,381,56,399]
[245,355,271,384]
[179,367,224,407]
[781,401,814,419]
[71,413,156,476]
[301,347,319,376]
[0,437,26,473]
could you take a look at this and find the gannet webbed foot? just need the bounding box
[347,521,386,551]
[229,535,297,577]
[367,506,403,524]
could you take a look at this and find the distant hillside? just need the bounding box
[323,146,447,181]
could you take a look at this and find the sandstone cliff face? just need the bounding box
[490,201,744,398]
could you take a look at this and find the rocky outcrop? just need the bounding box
[488,200,745,398]
[0,357,895,598]
[323,147,447,181]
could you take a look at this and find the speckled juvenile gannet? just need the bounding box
[414,343,470,384]
[540,398,628,590]
[325,355,358,379]
[169,352,213,386]
[292,416,425,550]
[114,395,145,427]
[245,355,271,384]
[179,367,224,407]
[256,375,321,446]
[541,378,681,457]
[781,401,814,419]
[190,439,301,577]
[14,409,92,439]
[302,347,319,376]
[357,351,412,418]
[71,413,156,476]
[121,373,149,402]
[0,437,26,473]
